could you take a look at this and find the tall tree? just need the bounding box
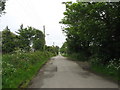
[32,29,45,51]
[16,26,35,52]
[60,2,120,64]
[2,26,16,53]
[17,25,45,52]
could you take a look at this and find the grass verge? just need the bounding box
[64,53,119,83]
[2,51,54,88]
[90,63,119,82]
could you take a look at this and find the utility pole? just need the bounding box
[43,25,46,51]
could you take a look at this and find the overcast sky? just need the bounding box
[0,0,76,47]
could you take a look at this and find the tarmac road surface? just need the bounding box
[28,55,118,88]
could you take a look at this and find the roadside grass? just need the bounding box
[90,62,119,82]
[90,57,120,82]
[65,53,120,82]
[2,51,54,88]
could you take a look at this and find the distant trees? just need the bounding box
[46,45,59,55]
[60,2,120,64]
[2,25,45,53]
[2,25,60,55]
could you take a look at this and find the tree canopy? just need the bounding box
[2,25,45,53]
[0,0,6,17]
[60,2,120,64]
[2,26,16,53]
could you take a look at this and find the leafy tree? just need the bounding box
[0,0,6,17]
[32,29,45,51]
[16,26,35,52]
[17,25,45,52]
[2,26,16,53]
[60,2,120,64]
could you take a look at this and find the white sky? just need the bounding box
[0,0,76,47]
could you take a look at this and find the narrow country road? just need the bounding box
[28,55,118,88]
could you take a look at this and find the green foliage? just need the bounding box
[16,25,45,52]
[60,1,120,64]
[68,52,88,61]
[46,46,59,55]
[32,29,45,51]
[0,0,6,16]
[2,51,54,88]
[60,42,67,55]
[2,25,45,54]
[2,26,17,53]
[90,58,120,81]
[1,25,54,88]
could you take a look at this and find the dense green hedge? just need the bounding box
[2,51,54,88]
